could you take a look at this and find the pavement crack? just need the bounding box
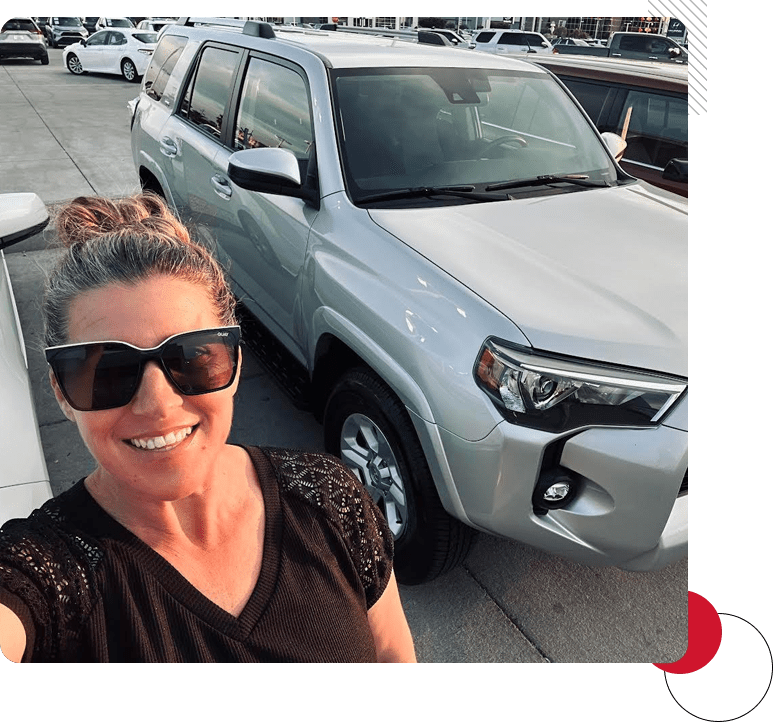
[463,564,554,662]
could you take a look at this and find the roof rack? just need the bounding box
[176,17,276,39]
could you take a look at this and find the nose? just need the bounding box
[129,360,184,416]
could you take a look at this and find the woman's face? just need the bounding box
[50,275,240,501]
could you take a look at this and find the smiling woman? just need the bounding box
[0,193,416,663]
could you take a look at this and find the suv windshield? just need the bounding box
[53,18,82,26]
[333,67,618,204]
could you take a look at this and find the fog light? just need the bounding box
[532,469,579,515]
[544,481,571,502]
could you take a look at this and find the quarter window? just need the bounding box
[143,34,187,101]
[180,46,240,140]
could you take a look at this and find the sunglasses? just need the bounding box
[45,326,241,412]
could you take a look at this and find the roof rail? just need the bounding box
[175,17,276,38]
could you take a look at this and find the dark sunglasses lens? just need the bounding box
[161,331,238,394]
[54,344,140,411]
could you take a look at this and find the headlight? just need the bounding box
[475,339,686,432]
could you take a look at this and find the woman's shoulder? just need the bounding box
[255,446,393,604]
[0,480,104,578]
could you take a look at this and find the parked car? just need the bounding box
[470,28,553,54]
[82,17,100,34]
[131,19,687,584]
[0,17,48,64]
[530,55,688,196]
[553,32,687,64]
[95,17,135,31]
[552,37,591,47]
[136,18,177,33]
[0,193,53,525]
[63,27,158,82]
[42,17,88,48]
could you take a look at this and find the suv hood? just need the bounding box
[369,184,687,377]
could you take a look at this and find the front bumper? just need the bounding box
[53,31,87,46]
[432,394,688,571]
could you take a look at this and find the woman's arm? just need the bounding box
[367,572,417,662]
[0,603,26,663]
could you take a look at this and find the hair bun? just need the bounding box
[55,194,190,247]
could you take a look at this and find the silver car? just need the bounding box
[131,20,687,584]
[0,193,52,525]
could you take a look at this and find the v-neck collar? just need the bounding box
[67,445,283,641]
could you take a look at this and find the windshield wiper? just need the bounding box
[485,174,611,192]
[356,185,503,204]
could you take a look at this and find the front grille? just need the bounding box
[678,470,688,496]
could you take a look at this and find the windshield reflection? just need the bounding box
[333,67,618,204]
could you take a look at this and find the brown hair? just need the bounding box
[43,194,237,346]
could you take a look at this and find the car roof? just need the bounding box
[171,21,548,72]
[528,54,687,86]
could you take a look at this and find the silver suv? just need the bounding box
[131,19,687,584]
[43,17,88,48]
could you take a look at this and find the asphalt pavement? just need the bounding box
[0,49,687,663]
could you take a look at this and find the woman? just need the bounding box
[0,194,416,662]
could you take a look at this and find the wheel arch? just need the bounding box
[309,310,473,527]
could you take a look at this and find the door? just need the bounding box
[210,54,318,358]
[78,29,109,70]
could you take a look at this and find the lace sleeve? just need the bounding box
[0,506,98,660]
[264,448,394,608]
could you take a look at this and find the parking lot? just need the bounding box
[1,47,687,663]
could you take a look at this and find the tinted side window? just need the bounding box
[559,78,616,124]
[233,57,313,177]
[180,46,240,140]
[615,90,688,169]
[500,33,526,45]
[475,31,495,43]
[143,34,188,101]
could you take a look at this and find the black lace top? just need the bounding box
[0,446,393,662]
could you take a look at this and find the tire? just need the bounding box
[40,54,49,65]
[121,59,138,82]
[66,53,83,75]
[323,367,476,585]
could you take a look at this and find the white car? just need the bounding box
[95,17,134,31]
[471,28,553,55]
[63,27,157,82]
[137,18,177,33]
[0,193,52,525]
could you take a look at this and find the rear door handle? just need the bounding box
[159,137,178,157]
[211,174,232,199]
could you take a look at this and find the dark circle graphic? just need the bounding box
[663,612,773,722]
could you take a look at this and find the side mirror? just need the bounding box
[601,132,627,162]
[469,42,476,49]
[229,148,302,189]
[663,158,688,183]
[0,193,49,251]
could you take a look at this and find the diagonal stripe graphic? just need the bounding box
[650,0,708,114]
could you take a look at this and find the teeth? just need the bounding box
[130,427,193,450]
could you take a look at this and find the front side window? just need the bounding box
[614,90,688,169]
[180,45,240,140]
[233,57,313,169]
[334,67,618,205]
[500,33,527,46]
[87,31,109,46]
[143,34,187,101]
